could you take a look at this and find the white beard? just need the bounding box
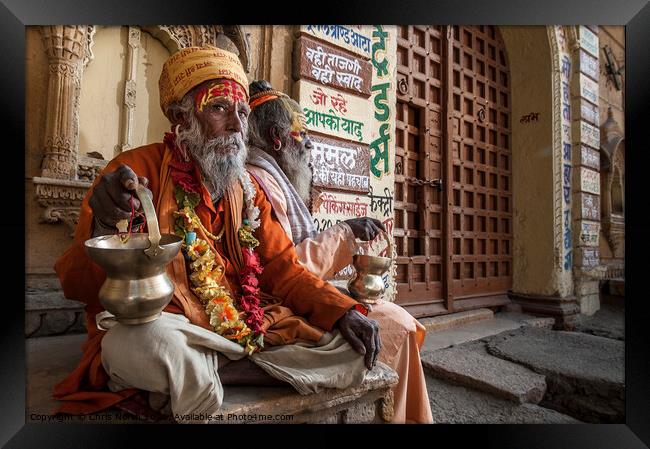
[277,142,313,206]
[176,117,248,201]
[191,134,248,201]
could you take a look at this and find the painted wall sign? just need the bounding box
[580,248,600,267]
[580,193,600,220]
[313,192,370,218]
[295,79,371,143]
[574,120,600,149]
[581,146,600,170]
[579,26,599,57]
[368,25,392,178]
[368,185,394,217]
[581,100,599,126]
[579,49,599,80]
[580,221,600,247]
[300,25,372,59]
[519,112,540,124]
[577,74,599,105]
[310,134,371,194]
[581,167,601,195]
[558,45,573,271]
[294,35,373,97]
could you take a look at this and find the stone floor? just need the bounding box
[421,305,625,424]
[26,302,625,424]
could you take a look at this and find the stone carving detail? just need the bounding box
[158,25,222,51]
[223,25,252,73]
[33,177,92,236]
[39,26,93,180]
[36,26,96,233]
[600,108,625,259]
[124,79,137,108]
[77,155,108,182]
[118,26,141,153]
[547,26,566,270]
[146,25,251,73]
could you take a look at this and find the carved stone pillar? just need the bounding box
[117,26,141,154]
[33,26,100,236]
[39,26,93,179]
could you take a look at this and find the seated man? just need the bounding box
[52,47,381,422]
[245,80,433,424]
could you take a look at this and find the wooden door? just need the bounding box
[394,26,512,317]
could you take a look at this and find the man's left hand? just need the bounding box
[344,217,386,241]
[336,308,381,370]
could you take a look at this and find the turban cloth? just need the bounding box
[159,46,249,119]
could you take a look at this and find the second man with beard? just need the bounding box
[246,80,434,424]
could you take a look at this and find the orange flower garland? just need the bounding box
[165,131,265,354]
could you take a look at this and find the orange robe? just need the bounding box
[53,143,361,415]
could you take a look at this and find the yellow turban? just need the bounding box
[159,46,249,118]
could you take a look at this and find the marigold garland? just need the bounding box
[164,131,265,355]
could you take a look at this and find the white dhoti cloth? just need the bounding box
[100,312,367,423]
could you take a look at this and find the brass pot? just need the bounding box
[347,230,393,305]
[84,185,182,325]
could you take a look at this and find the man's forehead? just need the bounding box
[193,78,248,112]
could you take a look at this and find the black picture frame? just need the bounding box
[3,0,649,446]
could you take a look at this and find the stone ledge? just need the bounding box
[26,291,86,338]
[27,334,398,424]
[418,308,494,333]
[220,363,398,424]
[494,312,555,329]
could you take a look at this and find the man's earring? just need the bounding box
[273,139,282,151]
[174,124,181,136]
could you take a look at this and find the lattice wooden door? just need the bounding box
[394,26,512,317]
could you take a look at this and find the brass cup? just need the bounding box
[347,253,393,305]
[84,184,181,325]
[85,233,182,324]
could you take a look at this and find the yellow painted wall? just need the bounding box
[500,26,562,296]
[78,26,126,160]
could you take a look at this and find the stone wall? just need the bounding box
[597,26,625,280]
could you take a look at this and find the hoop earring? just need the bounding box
[273,140,282,152]
[174,124,181,136]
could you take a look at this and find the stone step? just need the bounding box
[420,311,557,353]
[421,343,547,404]
[418,308,493,333]
[485,327,625,423]
[26,291,86,338]
[425,375,580,424]
[421,316,523,352]
[495,312,556,329]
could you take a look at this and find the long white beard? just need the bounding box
[177,121,248,201]
[277,143,313,206]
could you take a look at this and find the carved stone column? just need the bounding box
[39,26,93,179]
[117,26,141,154]
[34,26,100,236]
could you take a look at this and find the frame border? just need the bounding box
[4,0,649,446]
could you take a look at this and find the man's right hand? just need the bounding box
[89,164,150,235]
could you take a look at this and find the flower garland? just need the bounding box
[164,132,265,355]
